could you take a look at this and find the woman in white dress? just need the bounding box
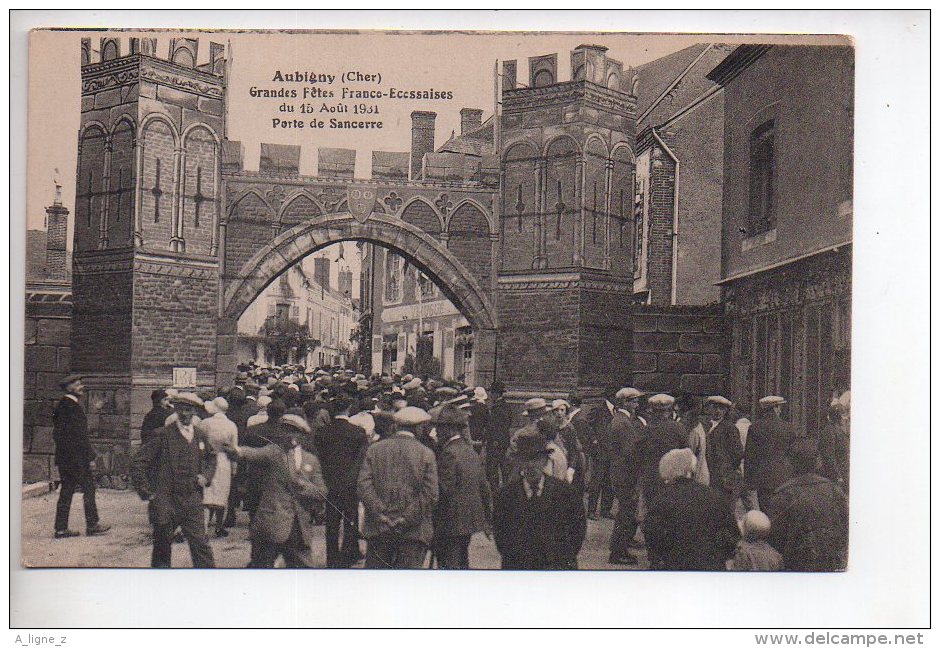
[200,397,239,537]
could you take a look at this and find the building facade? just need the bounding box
[236,254,357,368]
[360,245,474,382]
[711,45,853,432]
[632,43,734,306]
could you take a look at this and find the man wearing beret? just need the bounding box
[52,374,110,539]
[358,406,439,568]
[131,392,217,568]
[493,433,586,569]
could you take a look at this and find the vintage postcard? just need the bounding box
[20,27,857,576]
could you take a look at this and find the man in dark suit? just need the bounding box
[483,381,512,491]
[52,374,110,539]
[316,394,369,568]
[586,386,618,520]
[644,448,739,570]
[745,395,796,510]
[493,433,586,570]
[432,406,492,569]
[607,387,645,565]
[140,389,173,445]
[131,392,217,568]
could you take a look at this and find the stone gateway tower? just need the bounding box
[495,45,638,395]
[73,37,225,453]
[70,38,727,454]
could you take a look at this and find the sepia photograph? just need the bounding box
[10,9,930,632]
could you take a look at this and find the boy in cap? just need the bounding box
[52,374,110,539]
[358,406,439,568]
[729,510,783,571]
[131,392,217,568]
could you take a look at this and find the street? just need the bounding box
[21,488,647,570]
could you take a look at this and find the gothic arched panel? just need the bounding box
[279,193,323,226]
[501,142,539,272]
[106,120,136,247]
[582,138,608,269]
[140,118,178,249]
[76,125,108,252]
[609,145,635,277]
[400,198,442,235]
[181,127,219,255]
[544,136,580,268]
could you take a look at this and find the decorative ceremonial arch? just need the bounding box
[215,212,500,387]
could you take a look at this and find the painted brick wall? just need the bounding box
[225,192,275,278]
[131,266,219,377]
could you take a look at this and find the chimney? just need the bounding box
[410,111,436,181]
[313,257,331,292]
[460,108,484,136]
[45,185,69,282]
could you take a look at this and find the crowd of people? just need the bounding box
[50,365,851,571]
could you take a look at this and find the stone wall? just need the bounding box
[628,304,727,395]
[23,287,72,482]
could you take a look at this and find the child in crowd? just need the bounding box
[728,510,783,571]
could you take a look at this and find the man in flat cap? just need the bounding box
[688,395,745,511]
[607,387,646,565]
[744,395,796,511]
[52,374,110,539]
[131,392,216,568]
[640,394,690,503]
[358,406,439,568]
[505,397,552,463]
[767,438,848,571]
[432,406,492,569]
[493,433,586,570]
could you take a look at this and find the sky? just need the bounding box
[25,29,711,233]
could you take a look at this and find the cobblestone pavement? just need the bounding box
[20,488,649,570]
